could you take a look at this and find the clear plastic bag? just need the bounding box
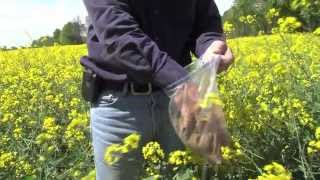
[167,55,230,164]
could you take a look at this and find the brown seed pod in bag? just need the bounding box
[172,83,230,164]
[174,101,230,164]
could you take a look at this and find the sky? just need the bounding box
[0,0,234,47]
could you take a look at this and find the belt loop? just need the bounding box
[121,82,129,96]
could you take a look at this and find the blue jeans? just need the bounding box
[90,86,184,180]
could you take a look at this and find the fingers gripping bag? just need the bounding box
[166,55,230,164]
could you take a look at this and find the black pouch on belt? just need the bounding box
[81,67,101,103]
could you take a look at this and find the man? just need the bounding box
[81,0,234,179]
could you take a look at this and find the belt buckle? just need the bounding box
[130,82,152,95]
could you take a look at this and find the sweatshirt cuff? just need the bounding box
[195,33,226,58]
[152,56,189,90]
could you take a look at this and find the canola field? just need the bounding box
[0,34,319,179]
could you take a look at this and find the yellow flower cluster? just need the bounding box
[307,127,320,156]
[219,33,319,177]
[81,169,96,180]
[104,133,141,165]
[314,27,320,36]
[1,135,10,146]
[0,151,16,169]
[221,140,243,161]
[168,150,192,166]
[224,34,319,130]
[142,142,165,164]
[277,17,302,33]
[0,31,319,178]
[15,160,35,178]
[124,132,141,150]
[0,45,92,178]
[36,117,61,145]
[199,92,224,109]
[239,15,256,24]
[144,167,162,178]
[223,21,235,36]
[291,0,312,10]
[266,8,280,24]
[0,151,35,177]
[256,162,292,180]
[64,110,89,148]
[1,113,14,124]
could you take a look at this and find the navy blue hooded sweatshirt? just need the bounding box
[80,0,224,89]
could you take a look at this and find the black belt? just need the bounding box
[101,81,161,95]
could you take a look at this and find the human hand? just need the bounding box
[203,40,234,73]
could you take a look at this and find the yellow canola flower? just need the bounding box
[153,174,162,180]
[266,8,280,23]
[199,92,224,108]
[307,127,320,156]
[123,133,140,150]
[81,169,96,180]
[13,128,23,139]
[70,97,81,107]
[43,117,57,130]
[239,16,246,23]
[168,150,191,166]
[36,117,61,145]
[246,15,256,24]
[104,133,141,165]
[257,162,292,180]
[1,135,10,146]
[221,146,232,161]
[64,111,89,148]
[314,27,320,36]
[239,15,256,24]
[291,0,312,10]
[42,117,60,134]
[259,102,269,112]
[278,17,302,33]
[224,21,235,35]
[1,29,320,179]
[142,142,164,164]
[1,113,14,123]
[316,127,320,140]
[15,160,35,178]
[0,151,16,169]
[104,144,122,165]
[221,139,244,161]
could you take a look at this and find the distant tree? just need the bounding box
[29,17,86,48]
[53,29,61,44]
[59,17,85,45]
[31,39,39,48]
[223,0,320,37]
[223,0,263,36]
[0,46,8,51]
[31,36,54,47]
[290,0,320,31]
[40,36,54,46]
[74,16,87,37]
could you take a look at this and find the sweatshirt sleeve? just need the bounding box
[192,0,226,58]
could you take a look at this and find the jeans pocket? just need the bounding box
[94,90,121,107]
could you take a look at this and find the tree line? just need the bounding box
[0,17,87,51]
[2,1,319,51]
[31,17,86,48]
